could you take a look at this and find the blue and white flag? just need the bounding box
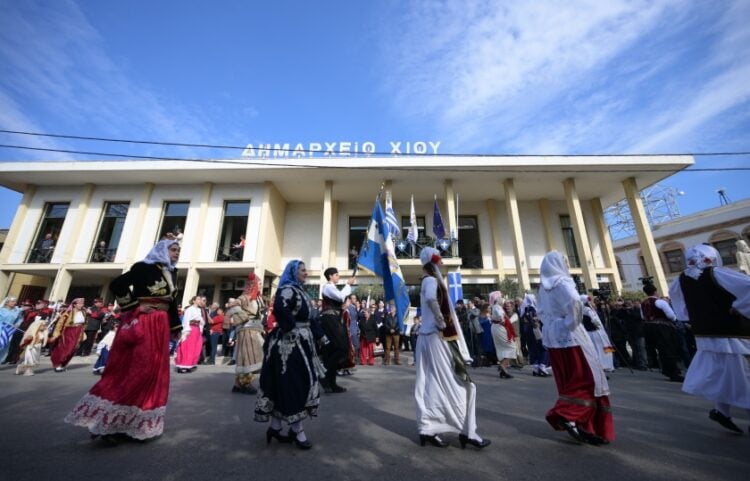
[0,323,16,350]
[447,271,464,306]
[357,197,411,329]
[433,197,446,239]
[385,191,401,239]
[407,195,418,244]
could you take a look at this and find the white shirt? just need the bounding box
[322,282,351,303]
[419,276,441,335]
[182,305,204,331]
[73,311,86,325]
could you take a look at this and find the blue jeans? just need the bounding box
[208,332,222,363]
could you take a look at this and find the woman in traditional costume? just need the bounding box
[254,260,325,450]
[65,239,182,442]
[15,317,48,375]
[414,247,490,449]
[0,297,23,364]
[581,295,615,373]
[520,294,551,377]
[231,272,266,395]
[489,292,516,379]
[669,244,750,434]
[174,295,206,373]
[49,298,86,372]
[538,251,614,445]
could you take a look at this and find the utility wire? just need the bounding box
[1,128,750,158]
[3,143,750,173]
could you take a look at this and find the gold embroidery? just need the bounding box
[147,279,168,296]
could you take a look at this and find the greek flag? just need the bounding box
[407,195,418,244]
[433,197,446,239]
[385,191,401,239]
[0,323,16,350]
[447,271,464,305]
[357,197,411,329]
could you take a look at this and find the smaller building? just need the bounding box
[614,198,750,292]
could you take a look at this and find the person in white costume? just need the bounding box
[15,318,49,376]
[668,244,750,435]
[414,247,490,449]
[580,295,615,373]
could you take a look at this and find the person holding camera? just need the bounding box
[640,283,683,382]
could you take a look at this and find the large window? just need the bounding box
[457,215,483,268]
[216,201,250,261]
[91,202,129,262]
[28,202,69,263]
[560,215,580,268]
[348,217,370,269]
[712,238,738,266]
[663,248,685,273]
[158,201,189,241]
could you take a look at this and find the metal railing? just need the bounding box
[90,247,118,263]
[216,245,244,262]
[27,247,55,263]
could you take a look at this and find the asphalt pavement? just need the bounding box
[1,352,747,481]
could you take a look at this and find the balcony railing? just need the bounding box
[216,245,244,262]
[27,247,55,263]
[90,247,118,263]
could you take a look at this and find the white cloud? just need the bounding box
[379,0,750,156]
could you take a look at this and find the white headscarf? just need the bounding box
[684,244,722,280]
[143,239,180,271]
[489,291,503,306]
[540,251,570,291]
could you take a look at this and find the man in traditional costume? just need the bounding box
[668,244,750,435]
[175,295,206,373]
[65,239,182,443]
[230,273,265,395]
[538,251,614,445]
[414,247,490,449]
[255,260,325,450]
[319,267,355,393]
[15,317,48,376]
[49,298,87,372]
[640,284,683,382]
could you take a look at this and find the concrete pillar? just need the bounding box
[181,267,201,306]
[124,183,155,268]
[538,198,557,252]
[590,197,623,294]
[49,268,73,303]
[0,270,11,298]
[189,182,213,263]
[485,199,505,282]
[444,180,457,256]
[503,179,529,290]
[320,181,334,292]
[563,178,599,290]
[0,185,36,264]
[62,183,95,263]
[623,177,668,295]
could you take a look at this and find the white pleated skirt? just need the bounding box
[683,350,750,409]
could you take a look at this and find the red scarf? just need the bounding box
[503,314,516,342]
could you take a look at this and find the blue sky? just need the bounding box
[1,0,749,229]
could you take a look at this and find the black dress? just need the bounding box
[254,284,325,423]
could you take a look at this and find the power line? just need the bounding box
[1,143,750,173]
[1,128,750,158]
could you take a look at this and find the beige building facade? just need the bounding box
[0,155,692,305]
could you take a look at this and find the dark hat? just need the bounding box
[94,297,104,303]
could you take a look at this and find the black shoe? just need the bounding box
[266,427,291,445]
[709,409,744,434]
[668,375,685,382]
[499,369,513,379]
[419,434,448,447]
[558,421,584,443]
[228,360,236,366]
[458,434,491,449]
[331,385,347,393]
[577,428,609,446]
[287,430,312,450]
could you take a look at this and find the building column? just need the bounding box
[124,183,155,268]
[623,177,668,295]
[563,178,599,290]
[49,268,73,303]
[62,183,95,263]
[0,185,36,264]
[320,181,334,291]
[485,199,505,282]
[0,270,11,298]
[190,182,214,263]
[590,197,623,294]
[181,267,201,306]
[503,179,529,290]
[538,198,557,252]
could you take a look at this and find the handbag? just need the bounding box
[373,342,385,357]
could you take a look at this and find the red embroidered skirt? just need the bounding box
[174,325,203,369]
[51,325,84,368]
[65,308,171,439]
[546,346,615,441]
